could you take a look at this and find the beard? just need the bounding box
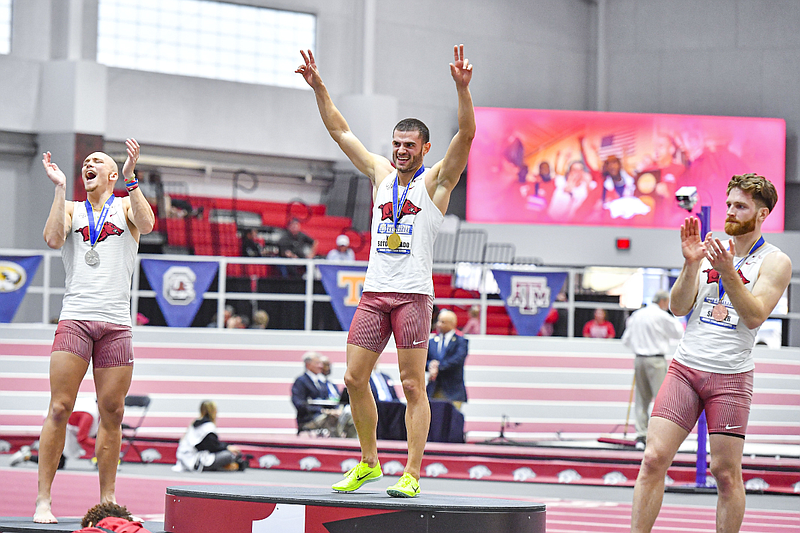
[393,152,423,173]
[725,215,756,236]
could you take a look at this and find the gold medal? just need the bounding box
[387,233,401,250]
[711,303,728,321]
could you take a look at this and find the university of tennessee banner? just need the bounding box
[0,255,43,323]
[141,259,218,327]
[491,270,568,336]
[318,264,367,331]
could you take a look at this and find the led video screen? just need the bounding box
[466,108,785,231]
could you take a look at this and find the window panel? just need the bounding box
[97,0,315,88]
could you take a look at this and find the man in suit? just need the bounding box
[319,355,341,401]
[291,352,340,435]
[426,309,468,410]
[369,360,400,402]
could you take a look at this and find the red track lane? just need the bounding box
[2,468,798,532]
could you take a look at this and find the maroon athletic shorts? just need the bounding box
[651,359,753,438]
[52,320,134,368]
[347,292,433,353]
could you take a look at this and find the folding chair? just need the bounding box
[120,395,151,463]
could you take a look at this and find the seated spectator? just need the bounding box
[74,502,152,533]
[319,355,341,401]
[291,352,341,435]
[326,234,355,261]
[207,305,234,328]
[582,308,616,338]
[278,218,317,259]
[167,197,203,219]
[426,309,468,411]
[226,313,249,329]
[460,305,480,334]
[241,228,266,257]
[370,359,400,402]
[250,310,269,329]
[11,396,99,470]
[173,401,247,472]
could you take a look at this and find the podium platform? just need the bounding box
[165,485,546,533]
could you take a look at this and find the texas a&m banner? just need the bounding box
[0,255,43,323]
[318,264,367,330]
[141,259,218,327]
[491,270,568,336]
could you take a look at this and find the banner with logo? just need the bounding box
[0,255,43,323]
[318,264,367,330]
[141,259,218,327]
[491,270,568,336]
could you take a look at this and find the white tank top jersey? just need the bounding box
[674,239,781,374]
[362,168,444,296]
[59,197,139,326]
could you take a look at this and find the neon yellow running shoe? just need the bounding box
[386,472,420,498]
[332,461,383,493]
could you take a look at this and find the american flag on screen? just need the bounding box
[597,130,637,159]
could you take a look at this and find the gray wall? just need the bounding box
[0,0,798,268]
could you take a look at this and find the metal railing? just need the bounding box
[3,248,799,340]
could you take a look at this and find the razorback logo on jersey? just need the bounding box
[703,268,750,285]
[76,221,125,243]
[378,199,422,221]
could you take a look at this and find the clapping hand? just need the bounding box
[42,152,66,187]
[122,138,140,181]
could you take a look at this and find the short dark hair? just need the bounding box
[727,173,778,212]
[81,502,133,528]
[394,118,430,144]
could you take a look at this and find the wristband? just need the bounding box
[124,174,138,193]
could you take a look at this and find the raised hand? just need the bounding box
[42,152,66,187]
[680,216,706,264]
[295,49,322,89]
[449,44,473,89]
[122,138,140,180]
[704,233,735,274]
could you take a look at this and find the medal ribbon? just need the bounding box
[718,235,765,301]
[85,195,115,249]
[392,165,425,234]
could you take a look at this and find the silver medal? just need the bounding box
[85,249,100,266]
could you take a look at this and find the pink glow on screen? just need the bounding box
[466,108,785,231]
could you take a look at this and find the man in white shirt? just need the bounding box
[621,291,683,448]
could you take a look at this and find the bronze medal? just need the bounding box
[387,232,401,250]
[711,303,728,321]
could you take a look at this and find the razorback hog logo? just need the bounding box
[76,222,125,243]
[378,200,422,221]
[703,268,750,285]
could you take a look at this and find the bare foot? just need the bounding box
[33,499,57,524]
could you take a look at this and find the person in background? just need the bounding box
[621,290,684,449]
[241,228,266,257]
[369,359,400,402]
[174,400,246,472]
[278,218,317,259]
[11,396,100,470]
[73,502,152,533]
[250,310,269,329]
[582,308,616,338]
[326,234,355,261]
[460,305,480,334]
[426,309,468,411]
[319,355,341,401]
[291,352,341,435]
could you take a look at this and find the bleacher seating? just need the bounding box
[432,273,515,335]
[162,195,370,261]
